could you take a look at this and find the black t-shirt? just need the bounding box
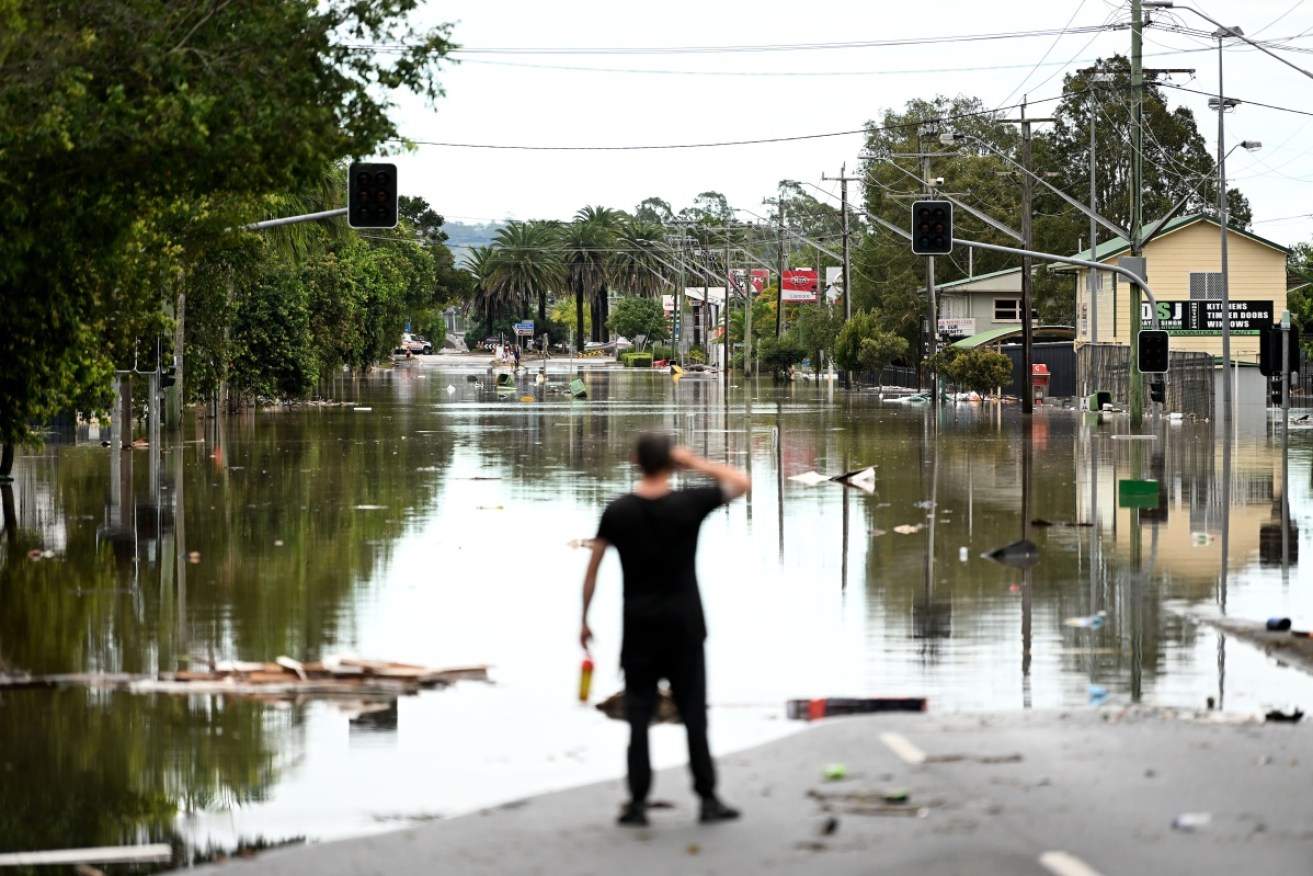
[596,485,725,662]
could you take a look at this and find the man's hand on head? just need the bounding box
[669,446,694,470]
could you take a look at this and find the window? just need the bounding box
[1189,272,1222,300]
[994,298,1022,322]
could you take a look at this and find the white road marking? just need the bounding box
[879,731,926,765]
[1039,850,1105,876]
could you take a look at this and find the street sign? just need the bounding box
[514,321,535,335]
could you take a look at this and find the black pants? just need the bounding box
[623,644,715,803]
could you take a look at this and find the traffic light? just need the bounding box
[1137,329,1169,374]
[1270,376,1285,406]
[1260,325,1303,377]
[348,162,397,229]
[1148,379,1165,404]
[160,366,177,388]
[911,200,953,255]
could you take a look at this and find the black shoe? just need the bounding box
[617,802,648,827]
[699,797,740,824]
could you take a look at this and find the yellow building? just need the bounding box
[1066,214,1289,364]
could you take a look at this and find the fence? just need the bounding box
[1078,345,1216,420]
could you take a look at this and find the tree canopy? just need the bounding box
[0,0,456,467]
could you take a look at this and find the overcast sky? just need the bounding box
[388,0,1313,252]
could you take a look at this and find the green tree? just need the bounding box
[563,207,621,350]
[0,0,456,474]
[486,220,563,327]
[608,297,669,351]
[756,334,808,378]
[613,220,674,300]
[930,346,1014,395]
[791,304,844,374]
[835,310,910,384]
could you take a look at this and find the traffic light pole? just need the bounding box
[242,207,348,231]
[955,238,1163,331]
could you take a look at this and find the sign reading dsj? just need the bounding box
[1141,300,1273,335]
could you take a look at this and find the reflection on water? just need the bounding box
[1,366,1311,857]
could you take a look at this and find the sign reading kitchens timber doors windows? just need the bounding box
[1140,300,1274,335]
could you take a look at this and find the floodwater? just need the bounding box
[1,363,1311,863]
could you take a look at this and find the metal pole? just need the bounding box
[841,167,853,388]
[1130,0,1146,428]
[1088,88,1100,348]
[922,149,938,401]
[1021,98,1035,416]
[775,204,785,339]
[724,235,732,388]
[1281,314,1291,570]
[1217,31,1234,436]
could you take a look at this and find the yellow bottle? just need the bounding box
[578,656,594,702]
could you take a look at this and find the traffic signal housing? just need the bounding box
[911,200,953,255]
[1137,329,1169,374]
[1270,376,1285,406]
[1259,325,1302,377]
[1148,379,1165,404]
[348,162,397,229]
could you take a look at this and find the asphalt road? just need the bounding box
[191,707,1310,876]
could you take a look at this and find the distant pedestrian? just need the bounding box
[580,432,750,827]
[513,344,521,369]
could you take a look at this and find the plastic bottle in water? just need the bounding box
[578,656,594,702]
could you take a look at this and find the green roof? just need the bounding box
[1065,213,1289,265]
[951,325,1076,349]
[938,266,1022,290]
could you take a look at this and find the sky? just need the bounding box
[385,0,1313,253]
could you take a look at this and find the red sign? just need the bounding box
[750,269,769,292]
[781,269,818,302]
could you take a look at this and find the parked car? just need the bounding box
[397,333,433,355]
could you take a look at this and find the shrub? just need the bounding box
[626,353,653,368]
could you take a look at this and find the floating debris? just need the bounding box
[0,657,488,702]
[892,524,921,535]
[984,538,1039,569]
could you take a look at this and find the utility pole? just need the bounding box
[1129,0,1147,428]
[823,164,862,387]
[724,232,732,388]
[770,199,786,339]
[1001,98,1055,416]
[918,124,939,399]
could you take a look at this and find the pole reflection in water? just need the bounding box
[775,405,783,561]
[1021,416,1033,709]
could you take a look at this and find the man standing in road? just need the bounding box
[581,432,750,827]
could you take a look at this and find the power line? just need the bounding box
[398,94,1068,152]
[430,24,1127,56]
[1159,82,1313,118]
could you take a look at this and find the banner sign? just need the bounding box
[1141,300,1273,335]
[781,268,818,303]
[938,318,976,338]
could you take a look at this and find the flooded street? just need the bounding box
[2,364,1311,861]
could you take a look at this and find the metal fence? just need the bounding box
[1078,345,1216,419]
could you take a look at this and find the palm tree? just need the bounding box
[613,219,672,301]
[463,245,498,329]
[488,220,563,329]
[563,206,621,349]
